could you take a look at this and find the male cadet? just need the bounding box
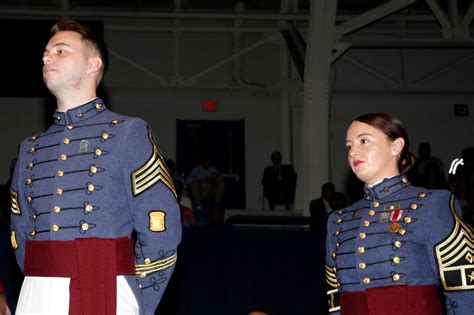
[10,19,181,315]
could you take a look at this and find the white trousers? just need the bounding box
[16,276,139,315]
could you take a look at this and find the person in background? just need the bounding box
[261,151,297,210]
[186,156,224,211]
[10,19,181,314]
[325,113,474,314]
[309,183,335,232]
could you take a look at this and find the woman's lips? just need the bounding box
[354,160,364,167]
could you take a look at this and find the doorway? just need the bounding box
[176,119,246,210]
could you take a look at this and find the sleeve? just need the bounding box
[9,145,31,272]
[121,119,182,315]
[424,192,474,314]
[325,215,341,315]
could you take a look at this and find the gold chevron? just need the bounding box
[131,127,176,197]
[435,194,474,291]
[325,264,340,312]
[10,188,21,215]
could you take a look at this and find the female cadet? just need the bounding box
[325,113,474,315]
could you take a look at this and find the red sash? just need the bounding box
[340,284,442,315]
[24,237,135,315]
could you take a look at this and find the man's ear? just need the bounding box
[87,56,102,75]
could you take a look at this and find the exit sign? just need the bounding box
[202,99,218,112]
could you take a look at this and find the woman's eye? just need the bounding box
[346,145,351,151]
[361,138,369,144]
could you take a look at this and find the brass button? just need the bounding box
[336,242,340,248]
[26,178,32,185]
[358,246,365,253]
[394,240,402,248]
[27,162,34,169]
[404,217,412,224]
[66,124,74,130]
[95,103,102,109]
[52,225,59,232]
[332,252,336,259]
[335,229,340,236]
[372,201,380,207]
[363,220,370,227]
[29,147,36,153]
[90,166,97,174]
[32,214,37,221]
[101,132,109,140]
[338,209,343,214]
[359,262,366,269]
[31,135,37,140]
[399,229,406,235]
[85,204,93,212]
[418,192,426,198]
[401,177,409,184]
[392,274,400,281]
[336,218,342,224]
[57,170,64,177]
[30,229,37,236]
[140,272,147,278]
[144,258,151,265]
[410,203,418,210]
[81,223,89,231]
[363,277,371,285]
[393,256,401,264]
[60,154,67,161]
[63,138,70,144]
[56,188,63,195]
[27,196,32,204]
[368,210,375,216]
[359,232,366,239]
[111,119,118,125]
[53,206,61,213]
[95,149,102,156]
[87,184,95,192]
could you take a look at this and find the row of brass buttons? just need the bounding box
[363,274,400,285]
[30,222,90,235]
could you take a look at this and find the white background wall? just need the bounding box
[1,27,473,211]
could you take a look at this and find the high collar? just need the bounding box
[363,174,410,201]
[52,98,107,126]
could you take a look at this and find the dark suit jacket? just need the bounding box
[261,164,297,204]
[309,197,330,232]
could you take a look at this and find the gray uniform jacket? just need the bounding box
[10,98,182,315]
[326,174,474,314]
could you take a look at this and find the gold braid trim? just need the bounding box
[135,252,177,278]
[325,264,340,312]
[131,127,176,197]
[435,194,474,291]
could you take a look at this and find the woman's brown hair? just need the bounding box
[353,113,414,173]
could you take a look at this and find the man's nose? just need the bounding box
[42,54,52,65]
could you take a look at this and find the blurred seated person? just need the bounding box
[262,151,297,210]
[174,180,196,228]
[186,156,225,211]
[309,183,335,231]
